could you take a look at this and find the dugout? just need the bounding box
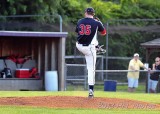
[0,31,67,91]
[141,38,160,93]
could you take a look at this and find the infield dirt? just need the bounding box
[0,96,159,110]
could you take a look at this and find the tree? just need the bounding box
[0,0,62,15]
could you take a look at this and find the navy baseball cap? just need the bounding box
[85,7,95,14]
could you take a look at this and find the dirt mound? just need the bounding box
[0,96,159,110]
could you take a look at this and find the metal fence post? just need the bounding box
[57,14,62,32]
[147,72,150,93]
[106,22,109,79]
[101,56,104,81]
[64,63,67,91]
[84,65,87,90]
[144,63,149,93]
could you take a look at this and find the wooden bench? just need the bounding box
[0,78,42,90]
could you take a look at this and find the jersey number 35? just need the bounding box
[79,24,91,35]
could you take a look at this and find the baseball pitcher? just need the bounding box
[75,7,106,98]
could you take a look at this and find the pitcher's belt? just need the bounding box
[77,42,95,46]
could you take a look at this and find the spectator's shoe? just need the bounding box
[88,89,94,98]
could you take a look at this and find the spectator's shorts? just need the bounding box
[149,79,158,91]
[128,78,138,88]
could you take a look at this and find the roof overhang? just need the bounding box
[141,38,160,48]
[0,31,68,38]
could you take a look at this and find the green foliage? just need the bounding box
[65,32,77,55]
[58,0,88,24]
[90,0,121,22]
[0,0,160,57]
[61,0,160,56]
[116,0,160,19]
[0,0,62,15]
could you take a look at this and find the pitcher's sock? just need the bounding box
[89,85,94,91]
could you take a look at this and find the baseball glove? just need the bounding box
[95,45,106,55]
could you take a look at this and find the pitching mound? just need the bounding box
[0,96,159,110]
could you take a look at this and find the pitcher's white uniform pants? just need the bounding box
[76,42,96,85]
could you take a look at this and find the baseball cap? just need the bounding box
[85,7,95,14]
[134,53,139,57]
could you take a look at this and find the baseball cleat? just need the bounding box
[88,89,94,98]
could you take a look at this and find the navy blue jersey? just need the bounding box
[150,65,160,81]
[75,18,106,45]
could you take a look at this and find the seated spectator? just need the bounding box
[149,57,160,93]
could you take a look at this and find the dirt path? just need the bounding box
[0,96,159,110]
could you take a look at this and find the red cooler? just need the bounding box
[15,69,30,78]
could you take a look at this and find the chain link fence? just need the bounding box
[65,56,146,91]
[105,19,160,92]
[1,16,159,92]
[0,15,62,32]
[65,55,104,90]
[106,19,160,63]
[65,19,160,92]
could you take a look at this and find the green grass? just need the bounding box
[67,83,146,93]
[0,91,159,114]
[96,83,146,92]
[0,106,160,114]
